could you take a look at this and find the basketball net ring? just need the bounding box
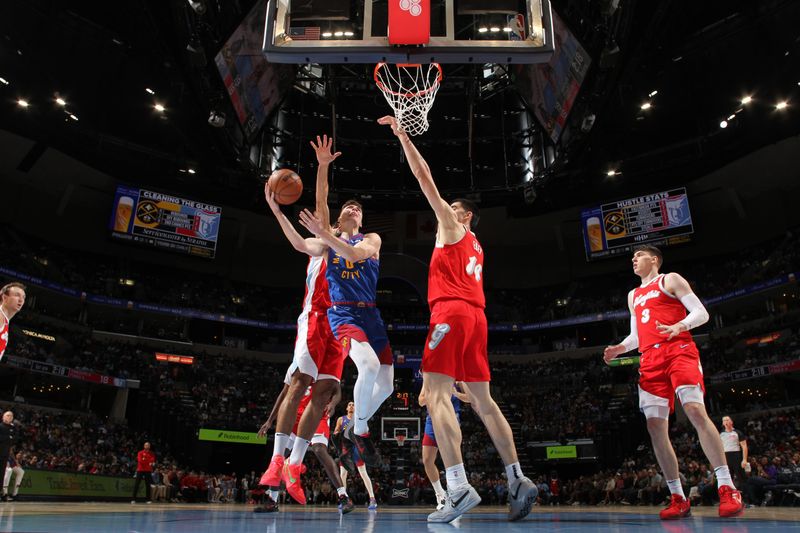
[395,434,407,447]
[375,62,443,136]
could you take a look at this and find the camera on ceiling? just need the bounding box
[208,110,226,128]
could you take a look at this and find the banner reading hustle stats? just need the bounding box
[581,188,694,261]
[109,185,221,259]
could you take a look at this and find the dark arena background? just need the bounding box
[1,0,799,531]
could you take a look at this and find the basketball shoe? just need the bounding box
[508,476,538,521]
[659,494,691,520]
[718,486,744,517]
[259,454,284,487]
[282,463,307,505]
[436,494,447,511]
[368,498,378,510]
[427,484,481,523]
[338,495,354,514]
[253,496,279,513]
[344,424,381,466]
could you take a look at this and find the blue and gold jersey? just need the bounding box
[326,233,380,304]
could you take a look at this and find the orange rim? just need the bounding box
[374,62,443,98]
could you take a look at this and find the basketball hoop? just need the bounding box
[374,63,443,136]
[395,434,407,447]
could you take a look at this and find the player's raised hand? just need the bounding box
[310,134,341,165]
[603,344,626,365]
[299,208,326,236]
[378,115,406,138]
[656,320,687,340]
[264,186,281,214]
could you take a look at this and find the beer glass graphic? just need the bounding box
[586,216,603,252]
[114,196,134,232]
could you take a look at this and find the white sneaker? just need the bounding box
[508,477,538,522]
[436,494,447,511]
[427,485,481,523]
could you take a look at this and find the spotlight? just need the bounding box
[187,0,206,15]
[17,99,29,108]
[208,110,226,127]
[776,101,788,110]
[490,27,500,32]
[154,103,165,112]
[334,31,344,37]
[0,77,9,85]
[145,87,155,95]
[55,97,66,106]
[606,169,619,176]
[478,27,488,33]
[344,31,354,37]
[502,27,512,32]
[648,90,658,97]
[727,114,735,121]
[640,102,651,110]
[322,32,332,38]
[741,96,752,105]
[69,114,79,121]
[719,120,728,129]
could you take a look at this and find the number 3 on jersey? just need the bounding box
[466,256,483,282]
[641,308,651,324]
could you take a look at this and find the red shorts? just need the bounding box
[292,409,330,442]
[638,340,705,412]
[422,300,490,382]
[294,309,343,381]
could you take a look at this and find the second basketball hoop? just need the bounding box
[374,62,443,136]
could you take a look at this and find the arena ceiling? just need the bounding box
[0,0,798,215]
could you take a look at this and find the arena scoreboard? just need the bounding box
[109,185,221,259]
[581,187,693,261]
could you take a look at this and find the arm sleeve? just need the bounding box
[620,313,639,352]
[678,292,709,330]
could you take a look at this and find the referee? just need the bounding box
[0,411,17,501]
[720,415,748,488]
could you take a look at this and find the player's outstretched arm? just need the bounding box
[657,272,709,339]
[377,116,461,237]
[603,290,638,364]
[265,187,326,256]
[333,416,343,435]
[298,209,381,263]
[258,383,290,438]
[310,134,340,230]
[326,385,342,414]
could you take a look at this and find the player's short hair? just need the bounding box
[1,282,26,297]
[341,199,363,211]
[452,198,480,229]
[633,245,662,267]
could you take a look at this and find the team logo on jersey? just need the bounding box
[473,241,483,255]
[428,323,451,350]
[633,289,660,308]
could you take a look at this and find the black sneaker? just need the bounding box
[344,424,381,466]
[253,497,279,513]
[339,448,357,474]
[338,495,355,514]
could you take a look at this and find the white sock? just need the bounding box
[348,339,381,435]
[268,489,279,501]
[445,464,469,491]
[666,479,684,497]
[288,438,310,466]
[357,464,375,499]
[362,364,394,420]
[714,466,735,489]
[337,486,348,497]
[431,478,445,498]
[505,462,524,485]
[273,433,290,457]
[340,466,348,491]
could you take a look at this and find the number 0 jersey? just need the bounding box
[428,228,485,309]
[632,273,693,352]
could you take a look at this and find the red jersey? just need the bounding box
[136,449,156,472]
[0,314,8,360]
[428,228,486,309]
[632,273,693,352]
[301,256,331,314]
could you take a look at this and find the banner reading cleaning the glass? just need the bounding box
[110,185,221,259]
[580,187,693,261]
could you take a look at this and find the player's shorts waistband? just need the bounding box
[429,297,485,309]
[331,301,376,308]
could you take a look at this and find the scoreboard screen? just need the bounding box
[580,187,693,261]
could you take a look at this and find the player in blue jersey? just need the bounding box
[419,384,471,510]
[298,135,394,465]
[334,401,378,510]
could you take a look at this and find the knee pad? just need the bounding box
[676,385,704,406]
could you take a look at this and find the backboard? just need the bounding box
[263,0,554,64]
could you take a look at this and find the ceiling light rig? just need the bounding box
[0,77,9,85]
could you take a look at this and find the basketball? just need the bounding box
[267,169,303,205]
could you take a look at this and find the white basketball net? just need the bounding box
[375,63,443,136]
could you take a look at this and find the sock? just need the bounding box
[431,479,445,499]
[340,467,348,491]
[348,339,381,435]
[268,489,279,501]
[666,479,684,497]
[363,364,395,420]
[337,486,347,498]
[288,438,310,466]
[505,462,524,485]
[273,433,290,457]
[714,466,735,489]
[445,464,469,491]
[357,464,375,499]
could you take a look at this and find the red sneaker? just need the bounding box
[718,485,744,517]
[282,463,307,505]
[659,494,691,520]
[259,454,284,487]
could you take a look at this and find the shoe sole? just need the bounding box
[660,511,692,520]
[428,495,481,523]
[719,508,744,518]
[509,487,538,522]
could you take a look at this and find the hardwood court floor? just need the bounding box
[0,502,797,532]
